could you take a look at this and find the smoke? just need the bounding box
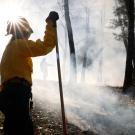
[33,80,135,135]
[0,0,134,134]
[26,1,133,134]
[0,0,126,85]
[67,0,126,86]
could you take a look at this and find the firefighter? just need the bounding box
[0,11,59,135]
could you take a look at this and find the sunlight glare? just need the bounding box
[0,2,23,23]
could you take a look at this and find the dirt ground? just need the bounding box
[0,100,97,135]
[0,86,135,135]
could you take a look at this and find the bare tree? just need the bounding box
[81,8,90,82]
[63,0,77,81]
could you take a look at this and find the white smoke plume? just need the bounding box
[33,80,135,135]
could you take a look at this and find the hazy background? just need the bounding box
[0,0,126,86]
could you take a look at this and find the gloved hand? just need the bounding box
[46,11,59,27]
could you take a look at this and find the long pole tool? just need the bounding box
[55,23,67,135]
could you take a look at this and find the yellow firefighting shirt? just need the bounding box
[0,21,56,86]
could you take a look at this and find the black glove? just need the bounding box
[46,11,59,27]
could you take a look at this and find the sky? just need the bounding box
[0,0,126,86]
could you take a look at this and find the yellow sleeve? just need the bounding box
[17,21,56,57]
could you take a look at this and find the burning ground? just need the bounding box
[0,80,135,135]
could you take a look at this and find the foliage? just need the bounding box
[111,0,128,44]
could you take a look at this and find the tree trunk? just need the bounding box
[81,54,87,82]
[81,8,90,82]
[123,0,134,91]
[123,38,128,53]
[64,0,77,81]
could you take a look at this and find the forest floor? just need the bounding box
[0,100,97,135]
[0,84,135,135]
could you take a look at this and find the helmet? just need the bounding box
[6,17,33,36]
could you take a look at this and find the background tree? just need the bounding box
[81,8,90,82]
[112,0,134,91]
[64,0,77,81]
[113,0,128,52]
[123,0,134,91]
